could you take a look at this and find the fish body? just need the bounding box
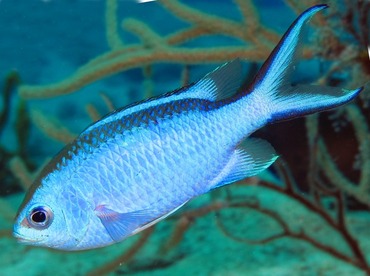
[13,5,363,250]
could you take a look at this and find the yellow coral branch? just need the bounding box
[106,0,124,49]
[9,156,33,190]
[122,18,165,48]
[30,109,76,144]
[318,139,370,206]
[159,0,246,40]
[19,47,268,99]
[85,104,102,122]
[100,92,115,111]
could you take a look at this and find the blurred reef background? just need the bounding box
[0,0,369,275]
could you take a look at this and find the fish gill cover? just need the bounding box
[0,0,369,275]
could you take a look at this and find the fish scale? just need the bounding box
[14,5,364,250]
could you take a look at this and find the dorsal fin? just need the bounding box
[188,59,243,101]
[85,59,243,133]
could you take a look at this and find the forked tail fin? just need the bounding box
[246,4,363,122]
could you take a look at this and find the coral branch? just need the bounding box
[105,0,124,49]
[122,18,165,48]
[17,0,323,100]
[30,109,76,144]
[259,160,369,273]
[9,156,34,190]
[18,47,268,99]
[159,0,246,40]
[85,103,102,122]
[100,92,115,112]
[215,201,289,245]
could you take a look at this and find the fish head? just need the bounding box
[13,176,91,250]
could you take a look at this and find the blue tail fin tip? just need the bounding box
[248,4,329,94]
[348,86,363,100]
[309,4,328,11]
[303,4,328,16]
[312,4,328,9]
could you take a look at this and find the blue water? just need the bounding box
[0,0,369,275]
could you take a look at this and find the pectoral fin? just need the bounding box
[95,202,187,242]
[95,205,153,242]
[210,138,278,190]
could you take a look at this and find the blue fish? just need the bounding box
[13,5,363,250]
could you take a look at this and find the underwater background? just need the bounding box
[0,0,369,275]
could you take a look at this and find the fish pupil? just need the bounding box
[32,211,46,223]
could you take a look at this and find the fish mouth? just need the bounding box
[13,230,70,249]
[13,230,41,244]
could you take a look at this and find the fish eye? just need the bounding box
[27,206,53,230]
